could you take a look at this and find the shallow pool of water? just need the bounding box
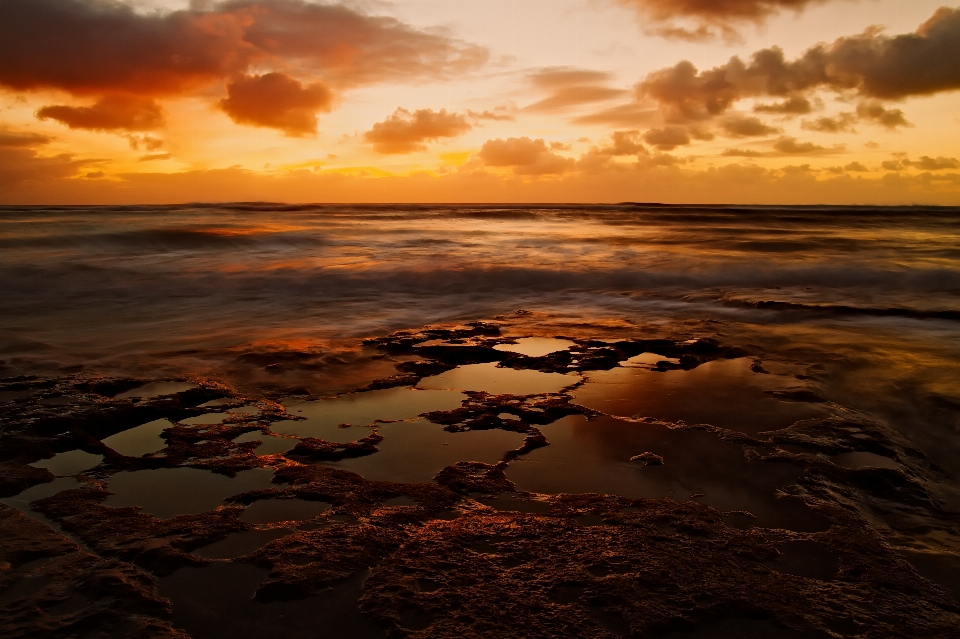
[114,381,197,399]
[193,529,295,560]
[158,563,384,639]
[418,362,578,395]
[239,499,330,524]
[233,431,300,456]
[324,419,526,483]
[494,337,576,358]
[506,415,827,531]
[101,418,171,457]
[30,450,103,476]
[274,387,466,442]
[103,467,276,519]
[573,358,832,435]
[180,413,228,425]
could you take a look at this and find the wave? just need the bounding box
[722,299,960,322]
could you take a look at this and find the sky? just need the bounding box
[1,0,960,204]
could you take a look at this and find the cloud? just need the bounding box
[571,103,659,127]
[892,156,960,171]
[800,101,910,133]
[0,145,96,187]
[218,73,333,136]
[0,0,487,95]
[636,7,960,124]
[753,96,814,114]
[139,153,172,162]
[720,115,780,137]
[599,131,647,156]
[615,0,836,41]
[466,109,516,122]
[524,67,628,112]
[802,113,857,133]
[844,161,869,172]
[642,126,691,150]
[364,108,472,154]
[36,96,165,132]
[125,135,164,152]
[773,136,834,154]
[479,137,575,175]
[0,130,53,147]
[722,148,766,157]
[855,101,910,128]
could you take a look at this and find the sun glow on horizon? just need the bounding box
[1,0,959,204]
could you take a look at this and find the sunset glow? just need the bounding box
[3,0,960,204]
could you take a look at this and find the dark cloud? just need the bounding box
[37,96,165,132]
[218,73,332,136]
[844,161,869,172]
[364,108,472,154]
[636,7,960,122]
[0,146,95,187]
[855,102,910,128]
[773,136,833,154]
[0,130,53,147]
[802,113,857,133]
[0,0,487,95]
[902,156,960,171]
[720,115,780,137]
[138,153,172,162]
[479,137,575,175]
[615,0,835,41]
[800,101,910,134]
[642,126,691,151]
[753,96,814,114]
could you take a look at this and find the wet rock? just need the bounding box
[424,392,597,433]
[435,461,516,495]
[630,452,665,466]
[0,505,186,639]
[766,389,827,403]
[0,462,54,499]
[503,428,549,461]
[287,432,384,462]
[751,360,770,374]
[359,496,959,638]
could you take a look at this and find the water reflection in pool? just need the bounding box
[506,415,827,531]
[418,362,578,395]
[30,450,102,476]
[493,337,575,358]
[573,358,832,435]
[274,387,465,442]
[101,418,171,457]
[324,420,525,484]
[104,467,276,519]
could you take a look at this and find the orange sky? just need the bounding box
[2,0,959,204]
